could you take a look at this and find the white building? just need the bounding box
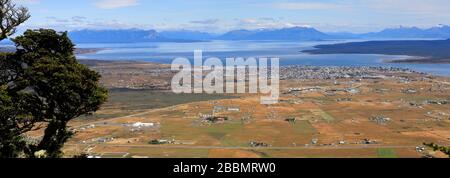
[132,122,154,128]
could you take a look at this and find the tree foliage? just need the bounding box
[1,29,108,158]
[0,0,107,158]
[0,0,30,40]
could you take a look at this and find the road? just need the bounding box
[66,143,420,151]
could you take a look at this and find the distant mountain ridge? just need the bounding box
[69,29,199,43]
[359,25,450,39]
[217,27,331,41]
[68,27,334,43]
[159,30,218,41]
[67,25,450,43]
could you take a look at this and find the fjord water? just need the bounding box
[76,40,450,76]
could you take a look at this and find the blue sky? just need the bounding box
[17,0,450,33]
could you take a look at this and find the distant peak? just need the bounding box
[395,25,419,29]
[435,24,449,28]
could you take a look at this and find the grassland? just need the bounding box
[377,148,398,158]
[75,89,238,121]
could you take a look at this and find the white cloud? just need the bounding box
[274,2,344,10]
[21,15,153,31]
[189,19,219,25]
[361,0,450,17]
[274,0,450,18]
[94,0,139,9]
[233,17,311,30]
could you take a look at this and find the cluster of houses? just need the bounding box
[149,139,174,145]
[199,106,242,124]
[280,66,415,80]
[249,141,271,147]
[426,99,449,105]
[370,116,391,125]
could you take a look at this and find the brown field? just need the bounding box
[61,62,450,158]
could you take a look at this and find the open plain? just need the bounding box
[60,61,450,158]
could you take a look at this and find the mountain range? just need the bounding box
[67,25,450,43]
[217,27,331,41]
[69,29,200,43]
[361,25,450,39]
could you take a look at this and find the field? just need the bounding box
[73,89,237,122]
[62,62,450,158]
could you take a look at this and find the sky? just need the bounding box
[16,0,450,33]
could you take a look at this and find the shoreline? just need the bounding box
[74,48,106,55]
[385,57,450,64]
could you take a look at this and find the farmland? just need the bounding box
[61,61,450,158]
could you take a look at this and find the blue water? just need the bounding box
[76,40,450,77]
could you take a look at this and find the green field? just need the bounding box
[377,148,398,158]
[310,109,335,122]
[293,120,317,134]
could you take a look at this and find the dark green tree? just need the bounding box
[0,82,42,158]
[10,29,108,158]
[1,29,108,158]
[0,0,107,157]
[0,0,33,158]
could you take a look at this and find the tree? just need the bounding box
[0,29,107,158]
[8,29,108,158]
[0,0,30,40]
[1,29,108,158]
[0,82,41,158]
[424,143,450,158]
[0,0,33,158]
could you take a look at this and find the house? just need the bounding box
[206,116,229,123]
[227,107,240,112]
[403,88,418,94]
[132,122,154,128]
[249,141,270,147]
[285,118,297,123]
[214,106,227,112]
[370,116,391,125]
[149,139,171,145]
[346,88,360,94]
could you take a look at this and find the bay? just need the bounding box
[76,40,450,77]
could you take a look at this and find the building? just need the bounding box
[132,122,155,128]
